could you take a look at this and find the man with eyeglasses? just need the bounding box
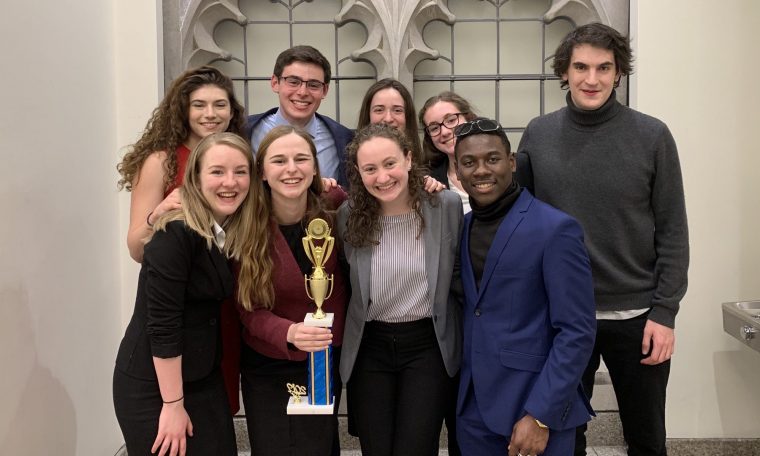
[245,45,353,187]
[453,117,596,456]
[516,23,688,456]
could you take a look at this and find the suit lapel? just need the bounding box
[476,191,532,302]
[460,213,478,305]
[355,244,373,314]
[208,241,234,295]
[423,200,442,305]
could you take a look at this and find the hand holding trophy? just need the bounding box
[287,218,336,415]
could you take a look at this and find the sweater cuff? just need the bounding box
[647,305,676,329]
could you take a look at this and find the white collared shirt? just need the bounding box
[212,222,226,249]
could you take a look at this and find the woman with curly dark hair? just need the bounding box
[117,65,245,262]
[337,123,464,455]
[116,65,246,415]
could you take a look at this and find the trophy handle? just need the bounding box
[325,276,334,301]
[322,237,334,267]
[302,237,315,265]
[304,274,314,300]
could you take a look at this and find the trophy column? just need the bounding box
[287,218,336,415]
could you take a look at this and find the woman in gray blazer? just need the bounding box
[338,123,463,456]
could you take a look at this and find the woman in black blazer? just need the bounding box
[113,133,256,455]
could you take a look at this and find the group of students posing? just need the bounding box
[114,22,688,456]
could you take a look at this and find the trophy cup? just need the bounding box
[286,218,336,415]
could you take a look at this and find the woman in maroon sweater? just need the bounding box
[236,125,348,456]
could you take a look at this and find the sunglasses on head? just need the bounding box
[453,118,502,137]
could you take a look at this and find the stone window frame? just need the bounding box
[161,0,629,129]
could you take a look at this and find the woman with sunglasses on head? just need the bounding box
[235,125,349,456]
[117,66,247,414]
[419,92,479,213]
[338,123,463,456]
[113,133,255,456]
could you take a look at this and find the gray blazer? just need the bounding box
[337,190,464,382]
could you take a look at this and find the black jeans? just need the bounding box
[574,313,670,456]
[348,318,449,456]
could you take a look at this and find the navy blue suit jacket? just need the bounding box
[244,108,354,188]
[459,190,596,437]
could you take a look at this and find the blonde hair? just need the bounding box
[237,126,328,311]
[151,132,258,309]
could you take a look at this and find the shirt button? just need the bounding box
[474,308,481,317]
[209,318,217,325]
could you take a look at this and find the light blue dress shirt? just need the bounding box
[250,109,339,180]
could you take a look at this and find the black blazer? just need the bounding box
[115,221,234,383]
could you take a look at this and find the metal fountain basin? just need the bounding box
[722,300,760,353]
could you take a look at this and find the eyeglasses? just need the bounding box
[454,118,502,137]
[424,113,462,137]
[279,75,326,92]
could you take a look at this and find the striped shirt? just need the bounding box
[367,212,431,323]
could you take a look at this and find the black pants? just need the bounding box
[348,319,449,456]
[443,371,462,456]
[113,367,236,455]
[240,344,342,456]
[574,313,670,456]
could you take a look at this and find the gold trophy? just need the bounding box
[286,218,336,415]
[303,218,335,323]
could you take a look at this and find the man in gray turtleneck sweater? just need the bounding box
[517,23,689,456]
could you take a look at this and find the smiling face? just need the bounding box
[422,101,465,157]
[260,132,317,205]
[356,136,412,215]
[563,44,619,111]
[186,85,233,149]
[368,88,406,130]
[455,134,515,206]
[199,144,250,224]
[271,62,329,127]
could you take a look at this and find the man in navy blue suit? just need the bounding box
[244,45,353,187]
[453,117,596,455]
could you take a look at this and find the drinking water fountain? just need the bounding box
[722,300,760,353]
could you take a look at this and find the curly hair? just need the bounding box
[418,91,478,167]
[356,78,423,164]
[117,66,245,192]
[345,123,432,248]
[237,125,330,311]
[552,22,633,89]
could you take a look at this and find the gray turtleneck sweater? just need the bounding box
[516,92,688,328]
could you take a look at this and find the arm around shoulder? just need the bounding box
[127,151,181,263]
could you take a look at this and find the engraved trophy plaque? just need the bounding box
[286,218,336,415]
